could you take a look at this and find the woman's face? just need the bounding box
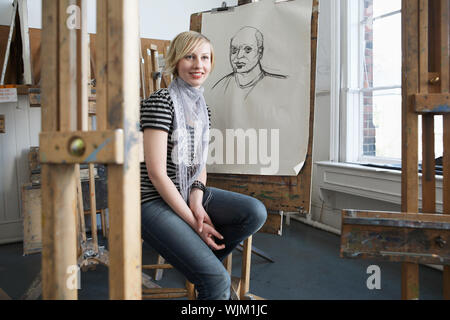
[176,41,212,88]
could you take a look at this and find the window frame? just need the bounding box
[339,0,403,165]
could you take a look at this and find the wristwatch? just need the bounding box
[191,180,207,193]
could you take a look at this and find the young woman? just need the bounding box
[140,31,267,300]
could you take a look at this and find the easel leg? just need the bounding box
[89,163,99,253]
[440,0,449,301]
[401,263,419,300]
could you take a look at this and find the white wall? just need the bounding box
[1,0,238,40]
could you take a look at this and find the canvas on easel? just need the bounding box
[190,0,318,215]
[202,0,312,177]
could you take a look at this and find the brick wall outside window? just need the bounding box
[362,0,376,156]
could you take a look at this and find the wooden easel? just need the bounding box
[188,0,319,300]
[341,0,450,300]
[21,4,164,297]
[75,0,104,270]
[39,0,142,300]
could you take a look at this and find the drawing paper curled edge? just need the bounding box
[293,161,305,175]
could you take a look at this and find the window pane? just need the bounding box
[373,14,402,87]
[372,0,401,17]
[362,90,444,162]
[435,116,444,159]
[362,89,402,159]
[363,13,402,88]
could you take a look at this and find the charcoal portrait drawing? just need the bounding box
[212,26,288,99]
[202,0,313,176]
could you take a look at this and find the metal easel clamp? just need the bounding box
[39,129,125,164]
[211,2,234,13]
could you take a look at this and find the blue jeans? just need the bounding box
[141,187,267,300]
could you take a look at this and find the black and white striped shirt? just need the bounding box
[140,88,211,204]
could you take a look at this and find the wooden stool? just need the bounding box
[141,239,195,299]
[226,236,264,300]
[144,236,262,300]
[141,263,196,299]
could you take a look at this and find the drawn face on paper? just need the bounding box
[230,27,263,74]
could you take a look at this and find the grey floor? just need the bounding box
[0,219,444,300]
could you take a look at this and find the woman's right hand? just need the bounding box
[197,223,225,251]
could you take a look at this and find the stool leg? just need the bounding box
[223,254,232,275]
[155,255,165,280]
[239,236,252,299]
[101,209,106,237]
[186,281,195,300]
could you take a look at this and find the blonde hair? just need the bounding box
[165,31,215,78]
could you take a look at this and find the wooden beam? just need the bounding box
[40,2,57,132]
[341,210,450,265]
[142,264,173,270]
[58,0,77,131]
[75,0,87,256]
[88,163,98,253]
[98,0,142,300]
[41,0,78,300]
[76,0,89,132]
[401,0,420,300]
[342,210,450,222]
[95,0,108,132]
[39,130,124,164]
[440,0,450,300]
[414,94,450,114]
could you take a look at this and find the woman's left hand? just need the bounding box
[191,203,214,233]
[189,190,213,233]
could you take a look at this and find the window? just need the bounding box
[340,0,443,165]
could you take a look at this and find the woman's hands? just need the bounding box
[189,189,225,251]
[189,189,210,233]
[197,223,225,251]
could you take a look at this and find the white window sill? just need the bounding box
[315,161,443,213]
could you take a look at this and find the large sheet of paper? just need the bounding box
[202,0,312,176]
